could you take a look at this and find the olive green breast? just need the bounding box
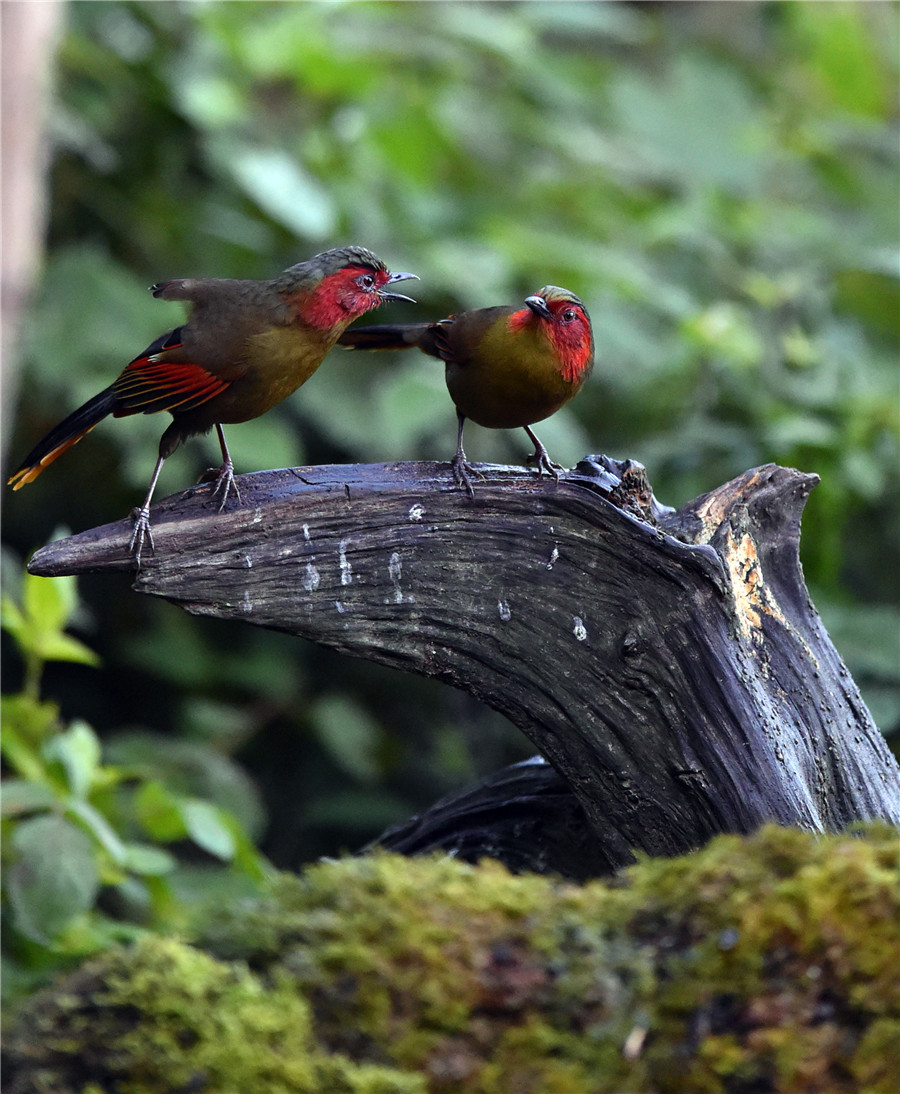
[176,322,337,431]
[444,311,581,430]
[220,324,338,423]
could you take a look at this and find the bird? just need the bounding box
[339,286,593,494]
[7,246,417,565]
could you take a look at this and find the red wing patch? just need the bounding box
[113,356,230,416]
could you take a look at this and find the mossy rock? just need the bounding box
[4,825,899,1094]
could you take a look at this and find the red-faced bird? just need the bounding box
[8,246,417,563]
[340,286,594,493]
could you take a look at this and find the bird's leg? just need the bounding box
[130,454,165,568]
[450,412,484,497]
[207,424,241,512]
[524,425,564,483]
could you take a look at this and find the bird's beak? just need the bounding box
[525,294,552,320]
[378,271,419,304]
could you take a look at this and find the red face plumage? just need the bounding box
[507,287,594,384]
[296,264,417,331]
[297,265,388,329]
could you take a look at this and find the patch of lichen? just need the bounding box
[5,825,899,1094]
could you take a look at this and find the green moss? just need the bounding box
[6,825,899,1094]
[852,1017,900,1091]
[4,936,425,1094]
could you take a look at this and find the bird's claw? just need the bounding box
[204,461,241,512]
[451,454,485,498]
[528,445,564,483]
[130,506,154,569]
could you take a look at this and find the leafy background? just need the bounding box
[2,0,898,999]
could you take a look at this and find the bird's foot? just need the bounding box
[528,443,564,483]
[129,506,154,569]
[203,460,242,513]
[451,454,485,498]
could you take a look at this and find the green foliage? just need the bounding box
[2,0,898,891]
[1,570,98,697]
[1,567,270,1006]
[7,826,900,1094]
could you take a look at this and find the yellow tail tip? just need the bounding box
[7,426,98,490]
[7,468,37,490]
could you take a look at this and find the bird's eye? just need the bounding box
[356,273,376,291]
[562,309,576,322]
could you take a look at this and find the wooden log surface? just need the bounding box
[29,456,900,867]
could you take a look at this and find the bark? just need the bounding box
[28,456,900,869]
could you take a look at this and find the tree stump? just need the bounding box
[28,456,900,872]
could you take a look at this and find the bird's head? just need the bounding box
[282,246,417,331]
[509,286,594,383]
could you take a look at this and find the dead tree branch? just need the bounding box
[29,457,900,869]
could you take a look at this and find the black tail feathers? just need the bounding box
[337,323,433,352]
[8,386,118,489]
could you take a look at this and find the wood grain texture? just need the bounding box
[29,456,900,867]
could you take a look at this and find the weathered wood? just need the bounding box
[28,457,900,867]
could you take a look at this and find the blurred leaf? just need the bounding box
[66,798,127,864]
[168,862,265,911]
[106,730,267,840]
[835,269,900,339]
[225,145,336,239]
[609,55,762,194]
[7,815,99,944]
[310,694,381,783]
[43,721,101,799]
[23,571,76,634]
[176,71,246,130]
[0,781,56,817]
[121,843,177,877]
[134,780,188,842]
[297,352,399,454]
[220,817,271,882]
[682,303,763,369]
[2,574,99,669]
[180,799,235,861]
[373,363,451,459]
[784,1,896,117]
[27,245,177,391]
[122,608,302,702]
[815,599,900,684]
[764,415,836,454]
[0,696,59,779]
[0,596,27,640]
[35,632,100,667]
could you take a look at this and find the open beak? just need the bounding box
[525,294,552,320]
[378,271,419,304]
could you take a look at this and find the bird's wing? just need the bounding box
[430,307,514,369]
[429,319,457,364]
[112,328,234,416]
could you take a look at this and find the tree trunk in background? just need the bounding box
[1,0,64,462]
[29,456,900,872]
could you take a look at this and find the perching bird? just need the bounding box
[8,247,417,564]
[339,286,593,494]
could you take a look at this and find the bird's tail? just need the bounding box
[338,323,434,352]
[7,386,118,490]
